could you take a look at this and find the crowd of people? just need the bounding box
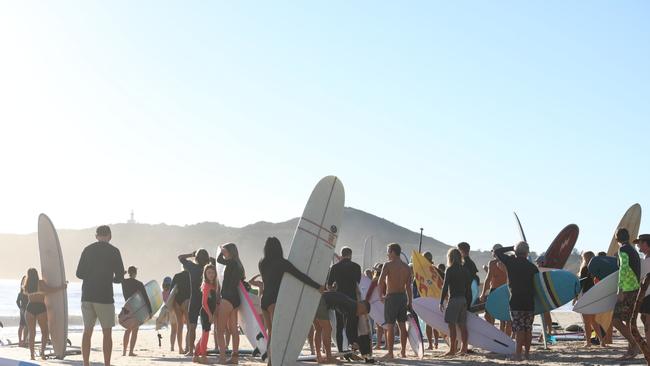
[13,224,650,364]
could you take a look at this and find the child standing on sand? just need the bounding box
[193,264,219,364]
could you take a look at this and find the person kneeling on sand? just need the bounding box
[377,243,413,360]
[439,248,469,356]
[494,242,538,361]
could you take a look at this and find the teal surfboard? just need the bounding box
[485,270,579,321]
[471,279,479,305]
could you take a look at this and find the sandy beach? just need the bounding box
[1,312,648,366]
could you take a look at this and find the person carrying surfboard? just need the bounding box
[575,251,606,348]
[612,228,642,361]
[494,242,538,361]
[479,244,511,336]
[327,246,362,353]
[634,234,650,348]
[76,225,125,366]
[439,248,470,356]
[22,267,67,360]
[178,249,212,356]
[377,243,413,360]
[170,268,191,354]
[258,237,323,365]
[121,266,152,357]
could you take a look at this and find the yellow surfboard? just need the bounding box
[412,250,444,299]
[607,203,642,256]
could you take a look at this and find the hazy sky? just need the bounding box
[1,1,648,254]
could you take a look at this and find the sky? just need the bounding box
[0,1,648,254]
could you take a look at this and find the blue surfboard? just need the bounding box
[485,270,580,321]
[471,279,479,305]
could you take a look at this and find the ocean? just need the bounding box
[0,279,129,343]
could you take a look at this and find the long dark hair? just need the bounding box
[24,268,39,294]
[260,237,283,268]
[223,242,245,279]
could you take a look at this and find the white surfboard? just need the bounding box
[238,282,268,360]
[270,176,345,366]
[37,214,67,359]
[574,260,650,314]
[362,236,373,270]
[413,297,515,354]
[0,357,39,366]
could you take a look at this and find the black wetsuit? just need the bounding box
[171,271,191,305]
[180,258,205,325]
[327,258,362,352]
[76,241,125,304]
[258,257,321,311]
[122,278,153,316]
[579,266,595,294]
[217,254,244,309]
[440,264,470,305]
[16,292,27,326]
[495,246,539,311]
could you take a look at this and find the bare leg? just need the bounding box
[459,324,468,354]
[380,324,395,359]
[82,327,92,366]
[102,327,113,366]
[228,308,239,364]
[187,324,197,355]
[513,331,524,361]
[123,328,131,356]
[217,300,233,363]
[262,305,275,365]
[398,322,407,358]
[308,325,316,355]
[129,326,139,356]
[170,319,177,351]
[36,313,49,360]
[426,325,433,349]
[26,312,37,360]
[524,329,532,359]
[444,325,457,356]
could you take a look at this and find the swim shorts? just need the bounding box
[82,301,115,329]
[315,296,329,321]
[511,310,534,332]
[384,292,408,324]
[444,296,467,324]
[613,290,639,321]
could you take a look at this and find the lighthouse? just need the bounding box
[127,210,136,224]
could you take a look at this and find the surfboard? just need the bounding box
[513,212,527,242]
[574,260,650,314]
[238,282,268,360]
[362,236,374,270]
[37,214,67,359]
[411,250,443,299]
[270,176,345,366]
[607,203,642,256]
[119,280,163,328]
[471,280,479,305]
[0,358,39,366]
[540,224,579,269]
[164,286,178,308]
[486,270,580,321]
[406,312,425,359]
[413,297,515,354]
[587,256,618,280]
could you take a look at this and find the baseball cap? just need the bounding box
[634,234,650,244]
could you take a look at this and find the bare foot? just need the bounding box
[442,350,456,357]
[128,352,137,357]
[226,356,239,364]
[400,351,406,358]
[378,353,394,360]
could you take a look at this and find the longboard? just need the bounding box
[540,224,579,269]
[413,297,515,354]
[607,204,642,256]
[37,214,68,359]
[119,280,162,328]
[270,176,345,366]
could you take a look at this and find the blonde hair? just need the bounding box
[447,248,462,268]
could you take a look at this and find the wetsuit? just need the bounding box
[16,292,27,326]
[579,266,595,294]
[180,258,205,325]
[462,256,479,307]
[327,258,362,352]
[217,253,244,309]
[122,278,153,316]
[195,283,218,356]
[171,271,191,305]
[258,257,321,311]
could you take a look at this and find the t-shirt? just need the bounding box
[440,264,470,304]
[76,241,125,304]
[327,258,362,299]
[618,243,641,293]
[495,246,539,311]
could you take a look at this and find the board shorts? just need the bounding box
[444,296,467,325]
[613,290,639,321]
[511,310,534,332]
[384,292,408,324]
[641,296,650,315]
[82,301,115,329]
[315,296,329,321]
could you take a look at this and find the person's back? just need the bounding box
[487,259,507,289]
[442,264,469,299]
[77,241,124,304]
[382,260,411,295]
[328,256,361,298]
